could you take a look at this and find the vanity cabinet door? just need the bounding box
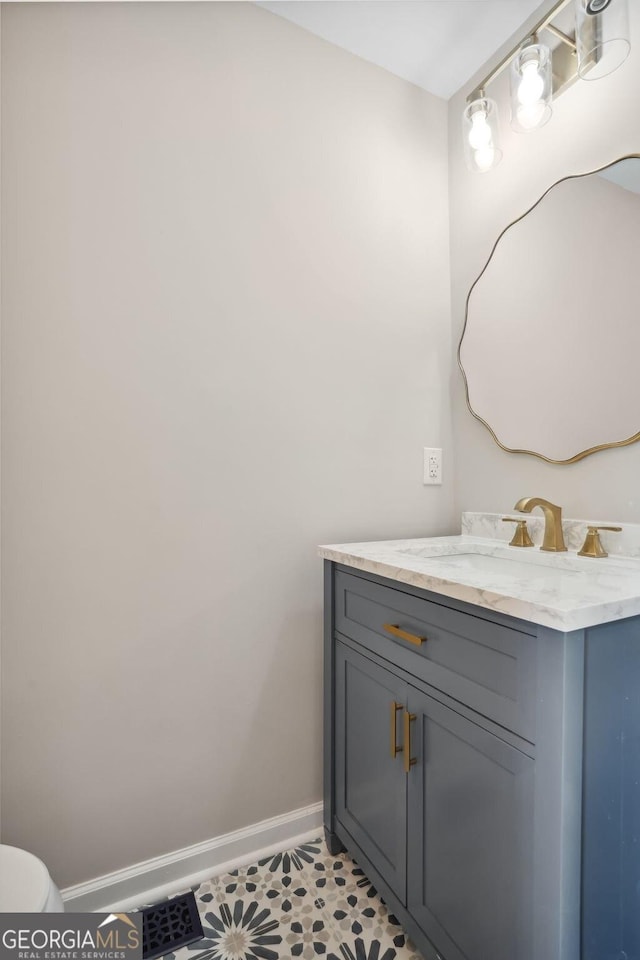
[335,641,408,902]
[406,689,535,960]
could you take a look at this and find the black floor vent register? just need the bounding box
[141,890,204,960]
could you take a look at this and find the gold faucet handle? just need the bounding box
[502,517,534,548]
[578,525,622,559]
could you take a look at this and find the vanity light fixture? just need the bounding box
[463,0,631,172]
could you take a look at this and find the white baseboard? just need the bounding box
[61,801,324,913]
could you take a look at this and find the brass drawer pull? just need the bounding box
[390,702,403,759]
[383,623,427,646]
[403,711,416,774]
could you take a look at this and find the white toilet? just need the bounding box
[0,844,64,911]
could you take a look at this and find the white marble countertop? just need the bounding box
[318,535,640,631]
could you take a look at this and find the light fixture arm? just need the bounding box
[544,23,578,51]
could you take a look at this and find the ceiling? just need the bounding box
[256,1,544,100]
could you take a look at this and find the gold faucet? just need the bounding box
[514,497,567,552]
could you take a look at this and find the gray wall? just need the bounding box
[449,0,640,521]
[0,2,452,887]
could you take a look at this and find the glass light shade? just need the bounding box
[510,43,552,133]
[462,97,502,174]
[576,0,631,80]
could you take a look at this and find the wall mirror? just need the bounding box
[458,155,640,464]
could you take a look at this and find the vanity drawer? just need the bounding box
[334,569,536,742]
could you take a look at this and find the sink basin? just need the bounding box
[395,540,583,573]
[413,552,581,580]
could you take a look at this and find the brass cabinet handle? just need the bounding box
[390,702,403,759]
[383,623,427,646]
[403,711,416,774]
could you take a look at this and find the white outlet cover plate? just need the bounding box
[423,447,442,486]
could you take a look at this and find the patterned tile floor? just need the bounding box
[167,837,423,960]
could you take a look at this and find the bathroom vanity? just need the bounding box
[320,518,640,960]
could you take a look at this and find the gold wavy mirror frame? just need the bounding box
[458,154,640,465]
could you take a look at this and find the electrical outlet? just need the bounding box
[423,447,442,485]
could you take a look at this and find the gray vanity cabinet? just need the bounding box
[324,560,632,960]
